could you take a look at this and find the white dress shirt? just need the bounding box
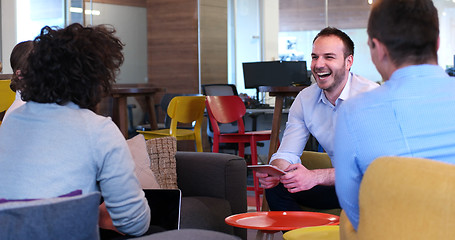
[270,72,378,164]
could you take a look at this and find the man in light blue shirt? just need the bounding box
[257,27,378,211]
[334,0,455,230]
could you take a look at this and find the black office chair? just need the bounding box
[201,84,238,96]
[201,84,241,154]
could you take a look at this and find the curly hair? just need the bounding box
[313,27,355,59]
[9,41,33,92]
[17,23,124,110]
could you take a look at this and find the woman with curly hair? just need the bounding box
[0,23,151,237]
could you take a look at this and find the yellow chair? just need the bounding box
[340,156,455,240]
[0,80,15,126]
[137,96,206,152]
[299,151,341,216]
[283,225,340,240]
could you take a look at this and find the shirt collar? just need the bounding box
[318,72,352,107]
[389,64,446,83]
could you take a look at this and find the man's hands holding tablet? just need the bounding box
[251,163,290,189]
[248,165,286,176]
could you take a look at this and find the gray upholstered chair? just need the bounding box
[176,151,247,240]
[0,192,100,240]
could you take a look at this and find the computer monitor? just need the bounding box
[242,61,311,89]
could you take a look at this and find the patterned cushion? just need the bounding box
[146,137,178,189]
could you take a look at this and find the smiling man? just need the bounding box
[257,27,378,212]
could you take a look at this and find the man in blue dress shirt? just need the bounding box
[334,0,455,230]
[257,27,378,211]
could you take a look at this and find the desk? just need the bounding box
[258,86,307,160]
[245,108,289,131]
[225,211,339,240]
[110,84,164,138]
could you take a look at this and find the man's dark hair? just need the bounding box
[9,41,33,92]
[313,27,355,59]
[18,23,124,110]
[367,0,439,66]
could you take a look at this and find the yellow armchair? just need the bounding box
[299,151,341,216]
[340,156,455,240]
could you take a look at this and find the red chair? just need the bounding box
[206,95,273,211]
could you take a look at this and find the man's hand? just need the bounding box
[256,158,291,189]
[256,171,281,189]
[280,164,318,193]
[280,164,335,193]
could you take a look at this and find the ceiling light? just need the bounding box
[69,7,100,16]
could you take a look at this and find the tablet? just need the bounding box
[248,165,286,176]
[144,189,182,230]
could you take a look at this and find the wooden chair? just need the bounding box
[205,95,272,211]
[201,84,240,154]
[0,80,15,126]
[138,96,206,152]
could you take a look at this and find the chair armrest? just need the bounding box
[175,151,247,215]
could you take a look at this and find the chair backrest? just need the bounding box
[0,192,101,240]
[0,79,15,113]
[205,96,246,135]
[340,156,455,240]
[300,151,332,170]
[201,84,238,96]
[160,93,201,128]
[167,96,206,136]
[201,85,240,138]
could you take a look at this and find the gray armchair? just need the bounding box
[175,151,247,240]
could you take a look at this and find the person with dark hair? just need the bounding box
[9,41,33,92]
[334,0,455,230]
[2,40,34,121]
[0,23,151,236]
[257,27,378,212]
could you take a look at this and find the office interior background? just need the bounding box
[1,0,455,124]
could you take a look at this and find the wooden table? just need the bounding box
[258,86,307,160]
[110,83,165,138]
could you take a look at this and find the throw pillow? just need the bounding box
[146,136,178,189]
[127,134,161,189]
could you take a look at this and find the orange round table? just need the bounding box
[225,211,339,240]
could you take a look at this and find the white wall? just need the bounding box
[261,0,279,61]
[88,3,147,84]
[1,0,18,74]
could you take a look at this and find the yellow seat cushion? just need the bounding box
[283,225,340,240]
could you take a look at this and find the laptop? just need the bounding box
[144,189,182,230]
